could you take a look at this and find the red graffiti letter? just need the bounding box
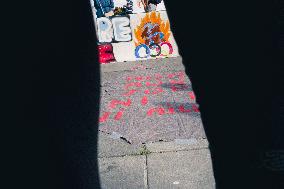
[167,103,175,114]
[141,96,148,105]
[144,87,163,95]
[145,81,163,87]
[192,104,200,112]
[145,76,152,80]
[126,76,132,81]
[168,72,187,92]
[114,109,125,120]
[135,76,143,80]
[123,89,138,96]
[168,72,185,83]
[188,91,195,100]
[109,99,132,109]
[154,73,163,80]
[124,82,142,90]
[147,107,166,116]
[99,112,111,123]
[178,105,191,113]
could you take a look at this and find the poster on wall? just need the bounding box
[90,0,179,64]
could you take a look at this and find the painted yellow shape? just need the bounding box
[134,12,171,46]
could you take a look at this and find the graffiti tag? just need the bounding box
[97,16,132,43]
[99,71,199,123]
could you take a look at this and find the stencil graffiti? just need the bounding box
[134,12,173,58]
[97,16,132,43]
[99,71,199,123]
[100,99,132,123]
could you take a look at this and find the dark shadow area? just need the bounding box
[18,0,101,188]
[46,1,101,188]
[164,0,284,188]
[13,0,283,188]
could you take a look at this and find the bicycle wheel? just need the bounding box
[149,43,161,57]
[160,42,173,56]
[135,44,150,58]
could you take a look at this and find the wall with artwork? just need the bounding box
[90,0,179,63]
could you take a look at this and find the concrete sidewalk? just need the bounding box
[98,57,216,188]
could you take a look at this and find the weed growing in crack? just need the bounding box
[139,145,151,155]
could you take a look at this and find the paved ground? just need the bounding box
[98,57,216,188]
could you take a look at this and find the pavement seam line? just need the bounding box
[146,146,209,154]
[144,155,149,189]
[98,146,209,159]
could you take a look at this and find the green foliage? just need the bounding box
[139,145,151,155]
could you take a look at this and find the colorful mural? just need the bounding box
[133,12,173,58]
[96,16,132,43]
[90,0,179,63]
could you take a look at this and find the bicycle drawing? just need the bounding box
[135,41,173,58]
[134,14,173,59]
